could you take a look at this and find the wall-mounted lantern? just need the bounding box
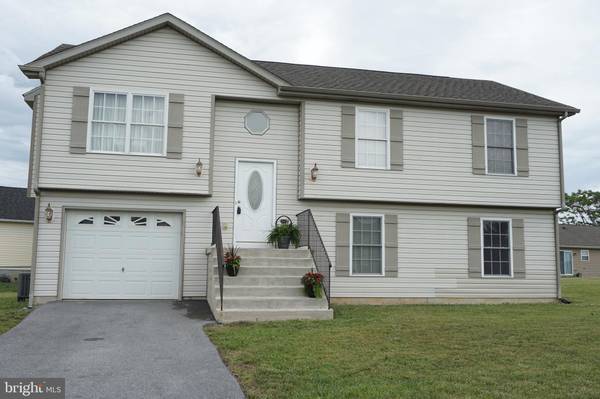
[310,163,319,181]
[195,159,203,176]
[44,203,54,222]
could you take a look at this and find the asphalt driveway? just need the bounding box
[0,301,244,399]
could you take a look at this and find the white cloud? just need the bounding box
[0,159,28,188]
[0,0,598,191]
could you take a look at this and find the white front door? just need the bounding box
[234,160,276,247]
[62,210,182,299]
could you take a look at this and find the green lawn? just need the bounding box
[0,282,30,335]
[205,278,600,399]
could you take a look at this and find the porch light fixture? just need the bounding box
[310,163,319,181]
[195,159,203,176]
[44,203,54,222]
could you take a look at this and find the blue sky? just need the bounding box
[0,0,598,192]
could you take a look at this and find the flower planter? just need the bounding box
[277,235,291,249]
[302,271,323,299]
[225,264,239,277]
[305,284,315,298]
[304,283,322,298]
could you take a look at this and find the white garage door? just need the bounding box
[63,210,182,299]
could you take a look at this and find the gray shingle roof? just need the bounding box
[32,43,75,62]
[559,225,600,248]
[0,187,35,222]
[255,60,577,112]
[30,41,578,113]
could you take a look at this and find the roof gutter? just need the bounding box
[278,85,580,117]
[18,65,45,81]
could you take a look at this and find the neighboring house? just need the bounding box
[559,225,600,277]
[0,187,35,277]
[18,14,579,318]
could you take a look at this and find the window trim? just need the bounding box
[480,217,514,278]
[560,250,574,276]
[86,87,170,157]
[581,249,590,262]
[349,213,385,276]
[354,107,391,170]
[484,116,517,176]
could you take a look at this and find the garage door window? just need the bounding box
[78,217,94,225]
[157,218,171,227]
[103,216,121,226]
[131,216,147,226]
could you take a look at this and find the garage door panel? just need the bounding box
[97,234,127,251]
[150,282,175,296]
[69,234,97,249]
[69,280,94,296]
[96,278,123,296]
[63,210,182,299]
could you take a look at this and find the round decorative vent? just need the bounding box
[247,170,263,210]
[244,110,270,135]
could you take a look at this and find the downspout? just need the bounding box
[28,81,45,308]
[554,111,570,300]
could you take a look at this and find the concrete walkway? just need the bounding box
[0,301,244,399]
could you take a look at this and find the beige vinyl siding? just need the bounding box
[0,222,33,268]
[301,101,561,208]
[34,99,557,300]
[33,191,205,298]
[212,100,300,243]
[38,27,278,195]
[309,205,557,299]
[32,100,300,299]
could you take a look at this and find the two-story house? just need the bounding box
[19,14,578,321]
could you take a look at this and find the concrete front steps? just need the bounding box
[207,248,333,323]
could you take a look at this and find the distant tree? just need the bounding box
[559,190,600,225]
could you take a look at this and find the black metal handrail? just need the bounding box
[211,206,225,311]
[296,209,332,307]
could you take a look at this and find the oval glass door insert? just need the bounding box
[247,170,263,210]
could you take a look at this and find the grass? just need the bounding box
[0,281,30,335]
[205,278,600,399]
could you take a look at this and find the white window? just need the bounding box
[88,90,168,156]
[350,214,384,275]
[482,219,512,277]
[356,108,389,169]
[485,117,516,175]
[581,249,590,262]
[90,92,127,152]
[560,250,573,275]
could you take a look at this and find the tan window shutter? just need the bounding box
[70,87,90,154]
[390,110,404,171]
[167,93,184,159]
[341,106,355,168]
[335,213,350,276]
[515,119,529,177]
[512,218,526,278]
[384,214,398,277]
[471,115,485,175]
[467,217,482,277]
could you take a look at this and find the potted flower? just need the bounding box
[224,246,241,277]
[267,218,301,249]
[301,271,323,298]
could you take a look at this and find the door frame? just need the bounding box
[59,207,185,300]
[233,158,277,247]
